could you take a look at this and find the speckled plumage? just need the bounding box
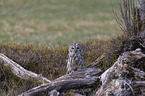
[66,43,84,73]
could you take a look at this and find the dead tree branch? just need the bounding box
[96,48,145,96]
[18,68,101,96]
[0,53,51,84]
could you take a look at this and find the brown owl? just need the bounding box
[66,43,84,73]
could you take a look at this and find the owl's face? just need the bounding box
[69,43,83,54]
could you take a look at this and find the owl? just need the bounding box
[66,43,84,74]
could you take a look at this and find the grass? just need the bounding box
[0,0,121,48]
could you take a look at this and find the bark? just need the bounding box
[96,48,145,96]
[18,68,101,96]
[19,77,100,96]
[0,53,51,84]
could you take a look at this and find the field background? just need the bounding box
[0,0,121,48]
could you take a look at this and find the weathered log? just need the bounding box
[19,78,99,96]
[133,81,145,87]
[0,53,51,84]
[131,67,145,80]
[18,68,101,96]
[96,48,145,96]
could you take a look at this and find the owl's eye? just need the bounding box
[76,47,79,49]
[72,47,74,49]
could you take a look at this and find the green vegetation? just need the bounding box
[0,0,121,47]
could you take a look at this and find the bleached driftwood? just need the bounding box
[18,68,101,96]
[0,53,51,84]
[96,48,145,96]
